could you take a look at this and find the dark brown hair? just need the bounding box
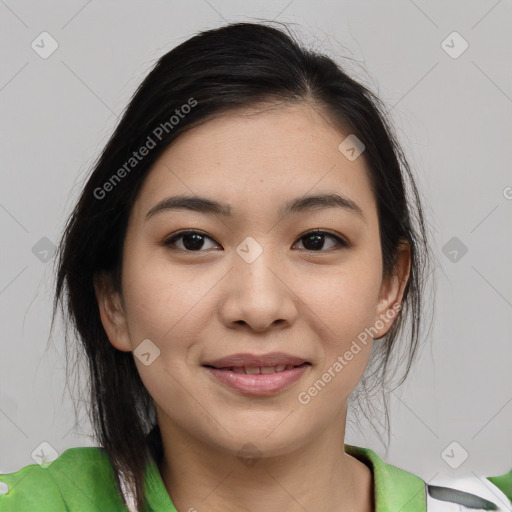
[51,21,434,511]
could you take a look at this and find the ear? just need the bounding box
[93,271,132,352]
[373,241,411,339]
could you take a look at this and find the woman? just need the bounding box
[0,21,510,512]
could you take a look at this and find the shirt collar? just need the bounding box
[345,444,427,512]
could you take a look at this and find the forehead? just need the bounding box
[131,103,377,223]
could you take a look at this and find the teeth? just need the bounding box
[219,364,303,373]
[226,365,293,374]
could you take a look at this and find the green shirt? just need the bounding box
[0,444,509,511]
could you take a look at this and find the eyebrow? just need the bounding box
[145,193,366,223]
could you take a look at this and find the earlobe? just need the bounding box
[93,272,132,352]
[374,242,411,339]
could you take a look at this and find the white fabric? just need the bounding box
[426,475,511,511]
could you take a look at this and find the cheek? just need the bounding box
[304,254,383,341]
[296,268,378,414]
[119,253,216,403]
[121,264,201,413]
[297,250,382,403]
[121,252,210,343]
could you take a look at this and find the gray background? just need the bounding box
[1,0,511,490]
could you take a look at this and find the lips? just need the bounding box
[202,353,311,396]
[203,352,310,369]
[221,364,306,375]
[205,364,310,396]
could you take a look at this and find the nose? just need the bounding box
[218,249,298,333]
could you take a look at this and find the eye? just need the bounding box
[163,229,350,253]
[163,230,220,252]
[293,230,350,252]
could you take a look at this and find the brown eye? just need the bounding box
[163,230,220,251]
[294,230,349,251]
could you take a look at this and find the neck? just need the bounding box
[156,415,374,512]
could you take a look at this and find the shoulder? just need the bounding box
[345,444,512,512]
[0,447,128,511]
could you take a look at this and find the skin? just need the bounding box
[95,102,411,512]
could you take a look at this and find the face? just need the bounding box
[96,102,409,458]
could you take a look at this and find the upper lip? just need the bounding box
[203,352,310,369]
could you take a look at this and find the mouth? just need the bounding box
[203,362,310,374]
[202,352,311,369]
[202,354,311,396]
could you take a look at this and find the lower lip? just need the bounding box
[205,364,310,396]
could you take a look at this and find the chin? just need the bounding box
[205,422,314,460]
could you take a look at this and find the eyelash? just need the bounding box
[162,229,350,253]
